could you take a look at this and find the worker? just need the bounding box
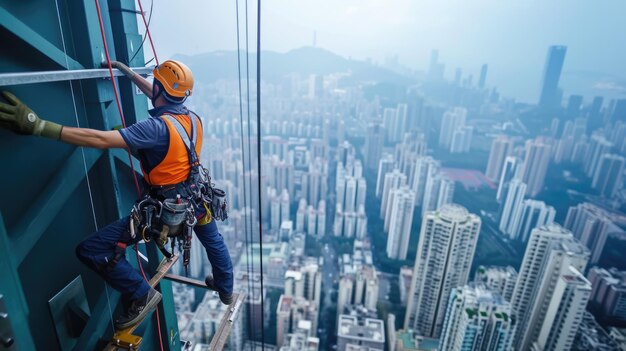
[0,60,233,330]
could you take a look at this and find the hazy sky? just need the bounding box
[144,0,626,103]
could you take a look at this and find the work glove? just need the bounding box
[103,60,135,78]
[0,91,63,139]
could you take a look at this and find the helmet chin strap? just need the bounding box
[152,79,187,106]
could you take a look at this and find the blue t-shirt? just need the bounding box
[118,103,189,174]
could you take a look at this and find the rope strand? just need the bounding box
[235,0,256,337]
[136,0,159,65]
[128,0,155,65]
[93,1,164,349]
[243,0,259,339]
[255,0,266,348]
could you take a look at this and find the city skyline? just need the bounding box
[3,2,626,350]
[179,41,626,348]
[148,1,626,103]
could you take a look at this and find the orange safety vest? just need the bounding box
[141,113,203,186]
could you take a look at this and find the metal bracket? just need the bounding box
[0,295,15,350]
[103,255,178,351]
[0,67,154,87]
[163,274,215,290]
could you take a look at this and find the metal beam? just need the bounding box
[111,148,143,175]
[0,7,83,70]
[207,293,245,351]
[0,66,154,87]
[12,147,103,264]
[163,274,215,290]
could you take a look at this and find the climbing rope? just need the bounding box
[235,0,256,337]
[136,0,159,66]
[93,1,164,349]
[243,0,265,344]
[128,0,155,65]
[254,0,266,347]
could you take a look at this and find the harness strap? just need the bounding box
[162,114,200,166]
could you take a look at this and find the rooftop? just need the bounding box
[338,315,385,343]
[438,203,469,221]
[396,330,439,351]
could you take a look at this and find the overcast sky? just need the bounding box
[143,0,626,103]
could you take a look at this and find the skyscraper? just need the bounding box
[380,169,407,219]
[364,124,385,171]
[386,187,415,260]
[587,267,626,326]
[474,265,518,302]
[439,284,515,351]
[410,156,440,207]
[383,107,399,143]
[520,139,552,197]
[514,199,556,243]
[510,224,590,350]
[485,135,513,181]
[592,154,625,198]
[344,177,357,213]
[404,204,481,338]
[375,154,395,198]
[308,74,324,100]
[538,45,567,108]
[584,133,613,178]
[566,94,584,119]
[533,268,592,351]
[588,96,604,131]
[499,179,527,238]
[496,156,521,203]
[337,243,379,319]
[611,99,626,123]
[428,49,445,81]
[564,203,625,264]
[439,107,467,150]
[395,104,409,142]
[336,315,385,351]
[421,170,454,215]
[478,64,488,89]
[449,126,473,153]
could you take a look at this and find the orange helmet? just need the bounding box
[153,60,194,100]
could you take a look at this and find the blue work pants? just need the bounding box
[75,216,233,301]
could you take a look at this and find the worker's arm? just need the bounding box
[0,91,127,149]
[109,61,154,98]
[61,127,127,149]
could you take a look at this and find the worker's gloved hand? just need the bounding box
[103,60,135,78]
[0,91,63,139]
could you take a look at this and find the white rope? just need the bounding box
[54,0,115,330]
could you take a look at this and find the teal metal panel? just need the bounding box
[0,6,83,70]
[0,214,36,351]
[18,178,100,350]
[0,0,177,350]
[12,147,102,264]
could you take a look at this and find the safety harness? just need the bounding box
[109,112,228,274]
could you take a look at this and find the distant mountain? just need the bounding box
[173,46,413,86]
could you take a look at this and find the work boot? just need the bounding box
[205,276,233,305]
[114,288,162,330]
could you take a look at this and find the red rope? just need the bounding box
[93,1,164,350]
[136,0,159,65]
[135,246,165,351]
[93,0,142,197]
